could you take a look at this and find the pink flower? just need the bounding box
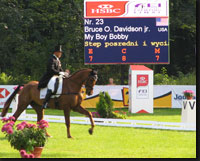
[17,125,25,130]
[38,120,48,125]
[8,116,15,121]
[1,126,7,132]
[21,121,28,126]
[39,124,49,129]
[8,121,15,126]
[24,154,29,158]
[37,120,49,129]
[20,150,28,158]
[29,154,35,158]
[27,123,36,128]
[20,150,26,156]
[7,127,13,134]
[2,123,12,133]
[2,117,8,123]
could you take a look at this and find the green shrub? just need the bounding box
[96,92,108,118]
[0,72,14,85]
[154,67,177,85]
[96,92,114,118]
[104,92,114,118]
[174,71,196,85]
[96,92,127,119]
[154,67,196,85]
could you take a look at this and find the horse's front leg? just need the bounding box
[63,108,73,138]
[73,105,95,135]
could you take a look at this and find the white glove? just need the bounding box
[64,72,69,77]
[59,72,65,76]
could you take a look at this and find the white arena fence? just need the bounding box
[0,113,195,131]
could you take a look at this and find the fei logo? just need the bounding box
[86,1,128,17]
[137,75,148,87]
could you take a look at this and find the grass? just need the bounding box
[0,108,196,158]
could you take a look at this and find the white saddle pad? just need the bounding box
[40,75,63,99]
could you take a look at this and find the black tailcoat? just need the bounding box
[38,54,63,89]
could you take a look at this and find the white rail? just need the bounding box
[0,113,196,131]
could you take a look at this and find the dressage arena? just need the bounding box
[0,83,197,158]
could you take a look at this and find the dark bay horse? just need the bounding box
[1,68,98,138]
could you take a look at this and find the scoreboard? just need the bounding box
[84,0,169,64]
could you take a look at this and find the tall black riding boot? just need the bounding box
[41,89,52,109]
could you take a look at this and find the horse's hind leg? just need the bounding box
[73,105,95,135]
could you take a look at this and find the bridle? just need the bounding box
[85,73,98,92]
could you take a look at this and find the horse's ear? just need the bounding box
[91,69,98,75]
[90,69,98,81]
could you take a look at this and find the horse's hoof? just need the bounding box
[88,128,93,135]
[68,136,74,139]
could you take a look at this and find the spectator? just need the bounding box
[107,78,115,85]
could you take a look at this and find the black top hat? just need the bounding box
[54,45,62,53]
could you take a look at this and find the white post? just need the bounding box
[181,100,196,128]
[11,94,26,115]
[129,65,153,113]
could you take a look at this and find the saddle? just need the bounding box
[40,75,63,99]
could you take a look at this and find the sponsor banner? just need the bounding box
[82,85,196,108]
[0,85,196,109]
[0,85,17,107]
[85,0,168,18]
[85,1,128,17]
[171,85,196,108]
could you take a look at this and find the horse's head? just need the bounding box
[85,69,98,96]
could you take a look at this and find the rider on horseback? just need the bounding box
[38,45,68,109]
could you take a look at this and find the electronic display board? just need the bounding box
[84,0,169,64]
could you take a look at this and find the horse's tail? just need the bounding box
[1,85,24,117]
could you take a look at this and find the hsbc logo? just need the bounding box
[86,1,128,17]
[91,4,121,14]
[137,75,148,87]
[98,4,113,9]
[0,88,10,98]
[138,77,147,84]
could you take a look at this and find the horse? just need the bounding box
[1,68,98,138]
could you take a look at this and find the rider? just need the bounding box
[38,45,68,109]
